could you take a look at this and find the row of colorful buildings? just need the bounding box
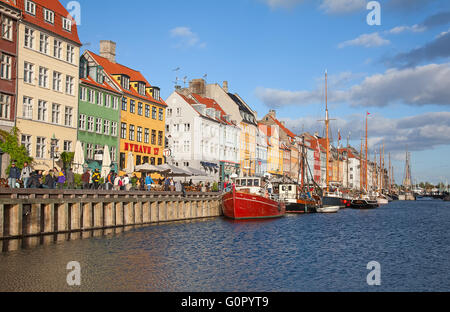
[0,0,389,190]
[0,0,165,177]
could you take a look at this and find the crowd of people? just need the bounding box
[1,161,220,195]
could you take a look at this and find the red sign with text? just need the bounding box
[124,142,159,156]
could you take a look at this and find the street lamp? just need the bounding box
[50,134,59,169]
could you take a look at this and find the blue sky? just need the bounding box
[68,0,450,185]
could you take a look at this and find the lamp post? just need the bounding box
[50,134,59,169]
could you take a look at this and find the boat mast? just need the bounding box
[325,70,330,193]
[374,150,377,193]
[346,133,350,189]
[382,142,385,193]
[389,152,391,194]
[360,138,363,193]
[365,113,368,193]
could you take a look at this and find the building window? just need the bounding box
[152,107,156,119]
[0,93,10,119]
[64,107,73,126]
[121,97,127,111]
[130,100,135,113]
[53,39,62,59]
[39,34,49,54]
[37,100,47,121]
[65,76,74,95]
[23,96,33,119]
[88,89,95,103]
[51,103,60,124]
[24,27,35,49]
[151,130,156,145]
[105,94,111,108]
[62,17,72,32]
[177,108,181,116]
[79,114,86,130]
[103,120,110,135]
[111,121,118,136]
[43,8,54,24]
[184,141,190,152]
[21,134,32,155]
[120,153,125,170]
[52,71,62,92]
[86,143,94,159]
[158,131,163,146]
[145,104,150,118]
[25,0,36,15]
[120,123,127,139]
[136,155,141,166]
[129,125,135,141]
[137,127,142,142]
[1,16,12,41]
[38,67,48,88]
[144,128,149,144]
[158,158,163,165]
[63,141,72,152]
[138,83,146,96]
[0,54,12,80]
[137,102,143,115]
[80,87,87,101]
[97,91,104,106]
[150,157,156,165]
[159,108,164,121]
[167,108,172,117]
[95,118,102,134]
[121,76,129,90]
[112,97,119,110]
[87,116,94,132]
[66,45,75,64]
[24,62,34,84]
[110,147,117,162]
[184,123,190,132]
[36,137,46,159]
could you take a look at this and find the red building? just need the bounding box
[0,0,21,131]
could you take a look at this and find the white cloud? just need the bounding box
[319,0,366,14]
[388,24,426,34]
[261,0,304,9]
[338,32,390,48]
[170,27,206,48]
[255,63,450,108]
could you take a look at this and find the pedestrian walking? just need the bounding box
[145,173,154,191]
[56,169,66,189]
[8,162,20,189]
[170,178,175,192]
[66,168,75,189]
[114,174,122,191]
[20,162,33,189]
[92,169,101,190]
[106,170,116,190]
[81,170,91,190]
[164,177,170,191]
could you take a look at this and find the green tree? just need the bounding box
[60,151,75,171]
[0,128,33,174]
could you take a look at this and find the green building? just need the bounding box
[78,52,122,170]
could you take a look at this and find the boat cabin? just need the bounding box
[279,184,298,202]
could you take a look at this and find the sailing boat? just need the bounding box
[349,112,379,209]
[317,70,340,213]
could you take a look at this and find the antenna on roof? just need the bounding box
[203,73,207,84]
[173,67,181,89]
[183,76,188,88]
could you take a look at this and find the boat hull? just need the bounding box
[323,196,345,208]
[286,198,318,213]
[350,199,379,209]
[222,190,286,220]
[316,206,340,213]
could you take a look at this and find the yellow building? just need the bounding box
[88,41,166,174]
[259,124,282,176]
[16,0,81,170]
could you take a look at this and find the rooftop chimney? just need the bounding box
[223,81,229,93]
[189,79,206,96]
[100,40,116,63]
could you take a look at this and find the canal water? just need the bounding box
[0,200,449,292]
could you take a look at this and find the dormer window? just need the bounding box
[121,75,130,90]
[62,17,72,32]
[25,0,36,15]
[152,87,160,101]
[43,9,54,24]
[138,82,146,96]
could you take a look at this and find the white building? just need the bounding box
[256,127,268,177]
[165,90,240,182]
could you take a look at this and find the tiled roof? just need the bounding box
[183,93,233,126]
[0,0,19,9]
[80,77,121,95]
[268,115,296,138]
[15,0,81,45]
[88,51,167,107]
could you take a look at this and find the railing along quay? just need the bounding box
[0,189,223,252]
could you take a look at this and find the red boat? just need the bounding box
[222,177,286,220]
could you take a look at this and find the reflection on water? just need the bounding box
[1,201,450,292]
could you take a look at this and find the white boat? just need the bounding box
[377,194,389,205]
[316,206,340,213]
